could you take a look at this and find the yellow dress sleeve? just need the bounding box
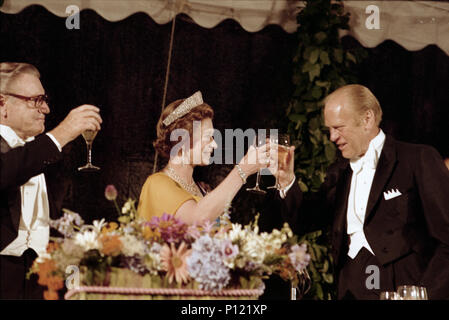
[137,172,200,221]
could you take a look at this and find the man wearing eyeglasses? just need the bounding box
[0,62,102,299]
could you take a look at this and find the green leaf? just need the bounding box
[319,51,331,65]
[346,51,357,63]
[314,32,327,44]
[311,86,322,100]
[309,48,320,64]
[316,283,324,300]
[298,180,308,192]
[333,48,343,63]
[308,63,321,82]
[324,143,336,161]
[322,273,334,284]
[302,61,314,73]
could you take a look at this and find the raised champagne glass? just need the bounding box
[78,129,100,171]
[246,134,267,195]
[267,133,291,189]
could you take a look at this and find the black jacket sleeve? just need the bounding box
[0,134,62,191]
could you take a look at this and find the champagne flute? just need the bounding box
[246,134,267,195]
[418,286,428,300]
[267,133,291,189]
[397,285,422,300]
[380,291,401,300]
[78,129,100,171]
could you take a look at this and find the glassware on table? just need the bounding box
[418,286,428,300]
[380,291,401,300]
[246,134,267,195]
[397,285,428,300]
[266,133,291,189]
[291,269,312,300]
[78,129,100,172]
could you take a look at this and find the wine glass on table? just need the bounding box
[397,285,427,300]
[246,134,267,195]
[380,291,401,300]
[78,129,100,172]
[267,133,291,189]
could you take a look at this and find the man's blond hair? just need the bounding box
[0,62,40,92]
[324,84,383,126]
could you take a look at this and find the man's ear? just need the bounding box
[363,109,376,128]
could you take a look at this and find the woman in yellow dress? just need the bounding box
[137,91,270,225]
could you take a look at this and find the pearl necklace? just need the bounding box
[164,167,203,197]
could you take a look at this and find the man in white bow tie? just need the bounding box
[0,62,103,299]
[273,84,449,299]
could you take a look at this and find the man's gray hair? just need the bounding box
[0,62,40,92]
[324,84,383,126]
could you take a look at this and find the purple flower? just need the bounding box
[221,239,239,260]
[201,219,215,234]
[186,235,230,291]
[186,224,201,240]
[288,243,311,272]
[149,213,187,244]
[105,185,118,201]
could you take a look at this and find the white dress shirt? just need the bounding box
[0,125,61,257]
[346,129,386,259]
[279,176,296,199]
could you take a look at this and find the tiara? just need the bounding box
[162,91,204,126]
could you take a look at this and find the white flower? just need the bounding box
[121,198,136,214]
[92,219,106,234]
[74,230,100,251]
[228,223,245,242]
[120,234,146,257]
[241,234,265,264]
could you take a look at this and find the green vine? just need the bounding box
[286,0,367,300]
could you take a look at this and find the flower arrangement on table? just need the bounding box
[30,185,311,300]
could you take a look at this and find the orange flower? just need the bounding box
[46,241,59,253]
[142,226,160,241]
[46,275,64,291]
[101,222,119,234]
[160,242,191,284]
[37,259,57,277]
[100,234,122,256]
[43,290,59,300]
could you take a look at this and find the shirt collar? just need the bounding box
[0,124,35,149]
[350,129,386,172]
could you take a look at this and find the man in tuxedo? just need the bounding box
[0,62,103,299]
[267,84,449,299]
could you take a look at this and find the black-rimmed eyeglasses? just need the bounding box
[1,92,49,109]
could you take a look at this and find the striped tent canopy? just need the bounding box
[1,0,449,55]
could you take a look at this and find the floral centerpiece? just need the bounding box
[30,185,310,300]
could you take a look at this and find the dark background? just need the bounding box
[1,5,448,223]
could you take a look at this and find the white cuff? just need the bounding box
[279,176,296,199]
[46,133,62,152]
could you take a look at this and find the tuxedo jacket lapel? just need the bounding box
[332,164,352,267]
[1,137,21,232]
[334,165,352,233]
[365,135,397,223]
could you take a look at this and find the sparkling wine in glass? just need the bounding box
[267,133,291,189]
[246,134,267,195]
[78,129,100,171]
